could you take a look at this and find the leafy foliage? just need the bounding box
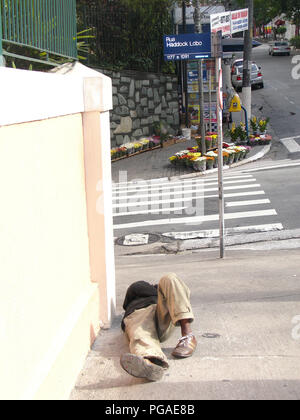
[76,0,176,72]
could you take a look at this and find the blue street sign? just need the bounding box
[163,33,212,61]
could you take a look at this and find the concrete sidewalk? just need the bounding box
[70,248,300,400]
[111,137,270,184]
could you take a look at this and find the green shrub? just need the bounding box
[290,36,300,49]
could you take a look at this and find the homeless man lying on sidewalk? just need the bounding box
[120,273,197,381]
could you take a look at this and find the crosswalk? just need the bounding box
[112,172,283,240]
[280,135,300,154]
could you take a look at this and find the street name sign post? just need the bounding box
[163,31,225,259]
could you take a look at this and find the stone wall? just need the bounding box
[98,69,180,148]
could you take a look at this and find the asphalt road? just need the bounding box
[113,44,300,243]
[250,44,300,141]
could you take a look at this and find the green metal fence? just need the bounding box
[0,0,77,66]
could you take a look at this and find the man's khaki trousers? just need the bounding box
[123,273,194,368]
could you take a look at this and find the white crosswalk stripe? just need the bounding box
[113,173,282,236]
[280,136,300,153]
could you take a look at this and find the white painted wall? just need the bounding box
[0,63,115,400]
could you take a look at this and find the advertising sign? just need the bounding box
[210,11,231,37]
[163,33,212,61]
[188,103,217,124]
[231,8,249,34]
[210,8,249,36]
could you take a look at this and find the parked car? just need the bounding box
[269,41,291,56]
[231,63,264,91]
[231,59,243,75]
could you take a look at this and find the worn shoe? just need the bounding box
[120,353,165,381]
[172,334,197,358]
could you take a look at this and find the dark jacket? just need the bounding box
[121,281,158,331]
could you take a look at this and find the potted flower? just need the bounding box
[134,142,143,152]
[250,116,259,135]
[258,117,270,137]
[226,149,236,165]
[193,157,207,172]
[205,151,218,168]
[111,149,117,160]
[222,151,229,165]
[236,123,249,145]
[205,156,215,170]
[228,123,240,143]
[169,156,177,166]
[205,136,213,150]
[237,145,247,159]
[124,142,134,155]
[211,135,218,148]
[140,138,150,150]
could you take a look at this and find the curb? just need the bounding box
[163,229,300,253]
[114,229,300,256]
[168,144,271,181]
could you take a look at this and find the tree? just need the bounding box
[283,0,300,35]
[76,0,175,72]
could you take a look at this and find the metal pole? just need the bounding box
[208,69,212,133]
[216,56,225,259]
[241,105,249,137]
[242,0,253,124]
[194,1,206,154]
[182,1,189,128]
[0,3,4,67]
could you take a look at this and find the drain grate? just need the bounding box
[115,233,161,246]
[201,333,221,339]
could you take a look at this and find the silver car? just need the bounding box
[269,41,291,56]
[232,63,264,91]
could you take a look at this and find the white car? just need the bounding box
[269,41,291,56]
[231,63,264,91]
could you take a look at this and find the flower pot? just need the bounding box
[206,160,214,170]
[193,159,207,172]
[228,154,235,165]
[233,152,241,162]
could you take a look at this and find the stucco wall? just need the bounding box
[0,64,115,400]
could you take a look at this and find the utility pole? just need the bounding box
[194,0,206,154]
[242,0,253,124]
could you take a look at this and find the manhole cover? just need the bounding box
[201,333,221,339]
[115,233,161,246]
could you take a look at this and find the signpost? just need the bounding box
[216,57,225,259]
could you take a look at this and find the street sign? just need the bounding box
[163,33,212,61]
